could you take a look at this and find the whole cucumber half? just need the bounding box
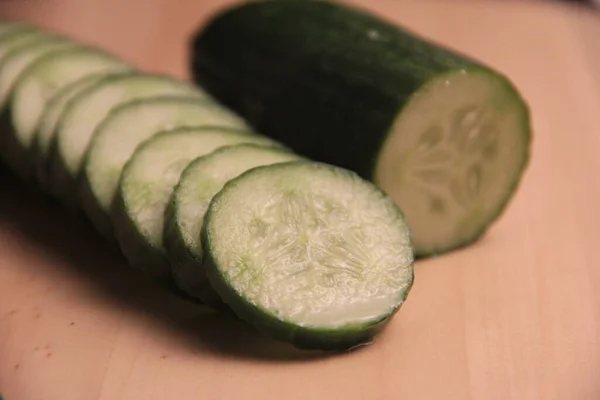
[190,0,532,256]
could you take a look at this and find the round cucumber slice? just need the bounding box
[0,34,77,108]
[203,161,414,350]
[78,96,250,240]
[50,73,209,204]
[4,47,131,180]
[375,69,530,255]
[32,73,113,190]
[165,144,301,306]
[112,128,281,281]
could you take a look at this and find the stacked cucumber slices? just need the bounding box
[0,19,417,351]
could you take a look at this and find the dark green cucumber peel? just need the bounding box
[191,0,532,257]
[201,161,414,351]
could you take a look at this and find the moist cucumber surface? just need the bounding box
[79,96,249,239]
[33,73,112,189]
[202,161,414,350]
[165,143,301,305]
[50,73,207,203]
[0,35,77,108]
[4,47,131,179]
[191,0,532,256]
[112,129,282,281]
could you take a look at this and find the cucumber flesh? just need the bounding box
[191,0,531,257]
[0,35,77,108]
[112,129,282,280]
[165,144,301,305]
[375,70,530,254]
[79,96,249,239]
[5,47,131,179]
[51,73,208,203]
[32,73,111,190]
[203,161,414,350]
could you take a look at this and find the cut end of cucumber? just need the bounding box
[376,68,531,256]
[204,162,413,349]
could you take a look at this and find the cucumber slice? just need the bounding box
[191,0,532,256]
[32,73,112,190]
[49,73,208,203]
[164,144,301,306]
[112,129,282,281]
[202,161,414,350]
[79,96,249,240]
[0,26,42,61]
[0,35,77,108]
[3,47,131,180]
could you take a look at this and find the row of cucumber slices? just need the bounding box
[0,22,415,351]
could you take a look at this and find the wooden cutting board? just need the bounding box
[1,1,599,399]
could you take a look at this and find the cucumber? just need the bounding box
[0,34,76,108]
[164,143,301,306]
[202,161,414,350]
[0,26,43,61]
[112,129,282,281]
[79,96,249,240]
[2,47,131,180]
[33,73,112,190]
[49,73,208,204]
[191,0,532,256]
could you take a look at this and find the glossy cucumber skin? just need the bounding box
[190,0,479,179]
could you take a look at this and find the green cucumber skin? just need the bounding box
[191,0,532,256]
[201,162,415,351]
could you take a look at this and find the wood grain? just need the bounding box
[0,1,599,399]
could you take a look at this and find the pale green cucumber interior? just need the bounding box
[173,145,300,293]
[85,99,249,214]
[58,75,206,176]
[11,49,131,149]
[208,163,413,328]
[122,130,277,250]
[376,69,529,255]
[0,37,76,107]
[36,74,107,162]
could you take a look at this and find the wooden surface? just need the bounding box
[1,0,599,399]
